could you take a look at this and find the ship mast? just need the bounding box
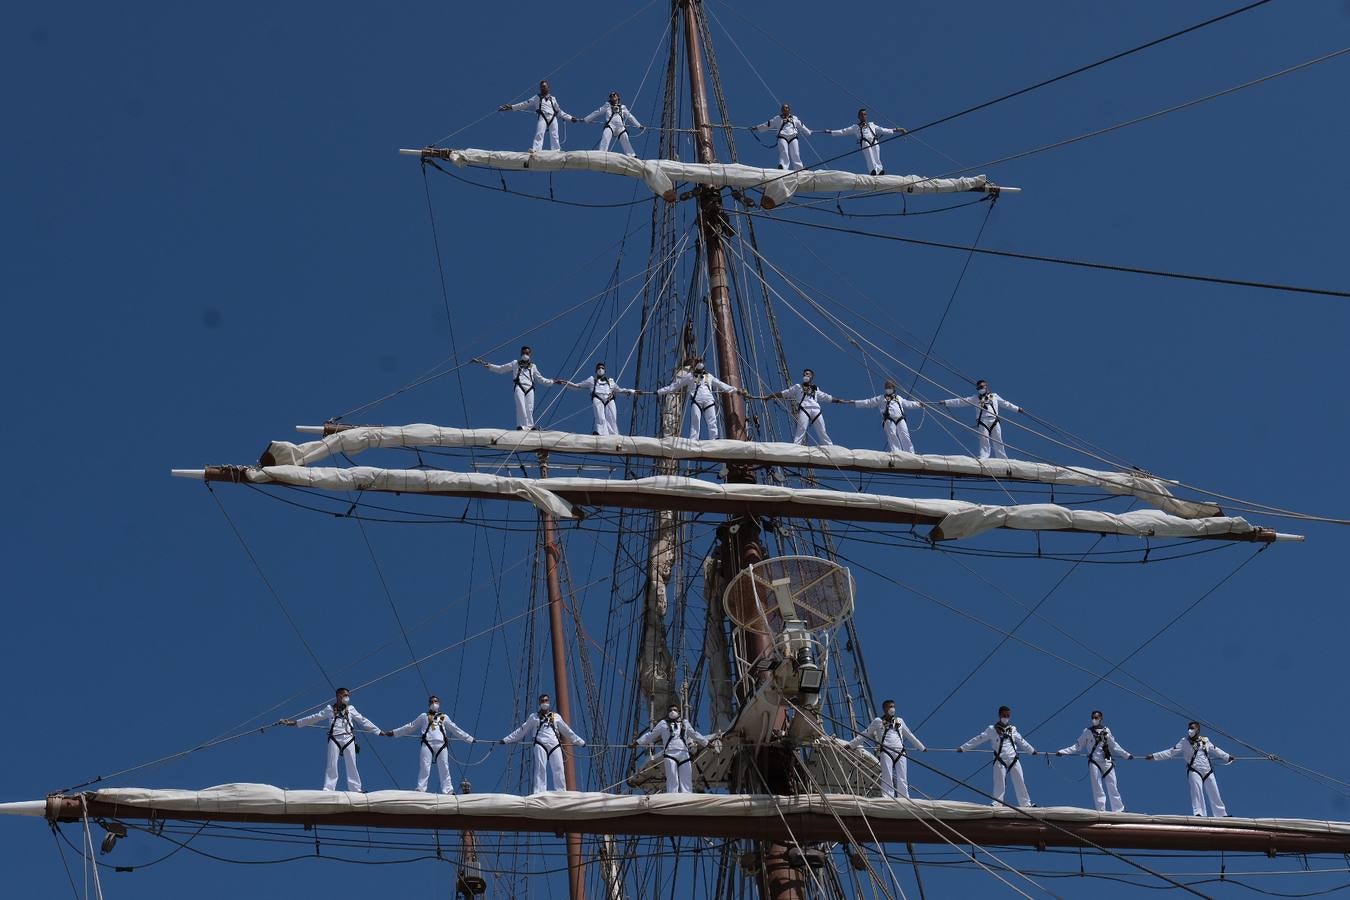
[677,2,802,897]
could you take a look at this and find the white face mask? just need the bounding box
[668,710,680,721]
[999,716,1010,725]
[1188,728,1198,738]
[694,365,705,373]
[596,368,605,377]
[1091,717,1102,726]
[883,709,896,718]
[802,374,812,383]
[539,704,551,714]
[884,387,895,395]
[337,696,350,706]
[429,702,440,712]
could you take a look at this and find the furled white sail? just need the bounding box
[410,148,1008,209]
[174,464,1283,542]
[270,425,1221,520]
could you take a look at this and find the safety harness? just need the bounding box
[857,121,880,148]
[993,722,1021,771]
[776,117,799,145]
[876,716,907,766]
[795,383,824,425]
[1186,736,1216,782]
[689,373,718,413]
[327,704,358,755]
[536,96,560,126]
[660,720,697,792]
[882,394,905,424]
[975,392,1000,435]
[591,375,616,406]
[421,712,451,762]
[533,712,563,762]
[514,362,535,395]
[602,104,630,140]
[1088,725,1115,779]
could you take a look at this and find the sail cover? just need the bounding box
[266,426,1222,519]
[181,464,1270,542]
[429,148,1002,209]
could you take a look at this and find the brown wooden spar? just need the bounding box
[538,451,586,900]
[42,793,1350,856]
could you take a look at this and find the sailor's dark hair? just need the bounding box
[803,368,814,376]
[596,361,606,368]
[521,345,532,354]
[1188,721,1201,729]
[1091,710,1103,718]
[998,705,1011,715]
[882,699,895,708]
[429,694,440,703]
[977,378,988,386]
[538,693,551,701]
[858,107,868,116]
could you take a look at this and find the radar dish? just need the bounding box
[722,556,854,635]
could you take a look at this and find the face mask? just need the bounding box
[884,387,895,396]
[978,388,989,397]
[694,365,705,373]
[668,711,680,721]
[429,702,440,712]
[337,697,350,707]
[1091,718,1102,726]
[1188,728,1198,738]
[883,709,895,719]
[596,368,606,377]
[802,374,812,384]
[539,704,551,714]
[999,716,1010,725]
[520,355,531,364]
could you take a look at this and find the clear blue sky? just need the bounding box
[4,1,1349,896]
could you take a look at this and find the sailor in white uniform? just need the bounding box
[635,705,714,794]
[501,693,586,794]
[847,699,926,799]
[751,104,812,171]
[656,359,745,440]
[498,80,580,152]
[280,687,384,792]
[384,694,475,794]
[938,379,1024,459]
[958,705,1038,807]
[1145,722,1235,816]
[558,363,640,435]
[764,369,833,445]
[833,379,923,453]
[820,108,905,176]
[582,92,643,156]
[476,346,553,431]
[1056,710,1132,812]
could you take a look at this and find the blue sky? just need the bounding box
[4,0,1349,896]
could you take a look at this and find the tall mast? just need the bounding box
[677,2,802,897]
[540,450,586,900]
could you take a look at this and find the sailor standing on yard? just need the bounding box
[634,704,714,794]
[557,363,640,436]
[1145,721,1236,817]
[382,694,475,795]
[582,92,643,156]
[833,379,923,453]
[958,705,1038,807]
[762,369,834,445]
[498,80,580,152]
[937,379,1024,459]
[501,693,586,794]
[1056,709,1132,812]
[819,108,906,176]
[847,699,927,800]
[474,346,553,431]
[279,687,384,792]
[751,103,812,171]
[656,359,745,440]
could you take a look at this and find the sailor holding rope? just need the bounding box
[501,693,586,794]
[959,705,1038,807]
[279,687,384,792]
[763,368,834,445]
[498,80,580,152]
[382,694,475,795]
[847,699,927,799]
[581,92,643,156]
[833,379,923,453]
[656,359,745,440]
[750,103,812,171]
[475,346,554,431]
[1056,709,1132,812]
[557,362,640,436]
[819,108,906,176]
[937,379,1024,459]
[1145,721,1236,816]
[634,704,715,794]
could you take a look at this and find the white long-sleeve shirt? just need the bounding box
[637,719,709,760]
[657,371,737,409]
[755,115,811,140]
[1151,735,1232,775]
[824,121,900,147]
[503,712,585,749]
[1059,725,1130,765]
[848,716,925,755]
[941,391,1021,427]
[392,712,473,746]
[583,103,641,132]
[508,94,573,124]
[296,704,382,740]
[777,382,833,413]
[486,360,552,391]
[565,375,636,402]
[849,392,921,422]
[961,723,1035,762]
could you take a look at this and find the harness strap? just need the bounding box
[591,376,617,405]
[777,118,799,144]
[515,364,535,394]
[536,97,558,125]
[858,123,879,148]
[883,397,905,423]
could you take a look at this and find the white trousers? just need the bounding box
[976,421,1008,459]
[1188,770,1228,816]
[416,743,453,794]
[598,129,636,156]
[514,386,537,429]
[531,742,567,793]
[662,755,695,793]
[791,409,832,445]
[1089,763,1125,812]
[531,117,562,151]
[878,750,910,800]
[991,759,1032,807]
[883,419,914,453]
[688,402,720,440]
[862,143,883,175]
[323,739,362,792]
[776,137,804,170]
[591,397,619,435]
